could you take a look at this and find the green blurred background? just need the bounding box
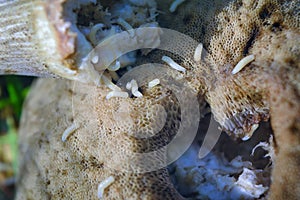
[0,76,34,200]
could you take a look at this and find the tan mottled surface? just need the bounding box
[17,0,299,199]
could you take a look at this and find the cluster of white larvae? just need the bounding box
[63,0,256,197]
[61,51,256,200]
[167,0,256,75]
[102,40,205,100]
[61,37,255,150]
[61,0,178,142]
[104,77,160,100]
[193,41,255,75]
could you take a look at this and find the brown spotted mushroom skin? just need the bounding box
[16,0,299,199]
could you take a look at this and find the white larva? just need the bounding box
[106,91,129,100]
[97,176,115,199]
[89,23,105,45]
[148,79,160,88]
[194,43,203,62]
[132,90,143,98]
[162,56,186,73]
[108,60,121,71]
[130,79,139,92]
[232,55,255,74]
[126,81,132,90]
[91,55,99,64]
[169,0,186,13]
[62,123,78,142]
[108,71,120,82]
[102,75,122,92]
[117,18,134,37]
[117,18,133,31]
[130,79,143,98]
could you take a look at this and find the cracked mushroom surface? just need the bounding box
[10,0,300,199]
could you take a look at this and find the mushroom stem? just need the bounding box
[0,0,98,83]
[268,78,300,199]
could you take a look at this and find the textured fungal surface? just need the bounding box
[17,79,184,199]
[15,0,299,199]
